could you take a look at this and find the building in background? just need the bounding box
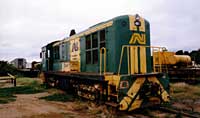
[10,58,27,69]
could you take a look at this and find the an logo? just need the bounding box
[129,33,146,44]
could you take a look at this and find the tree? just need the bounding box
[184,51,190,55]
[190,50,200,64]
[0,61,18,76]
[176,50,183,55]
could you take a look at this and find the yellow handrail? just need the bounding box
[158,51,162,72]
[152,48,156,72]
[100,47,107,75]
[152,47,163,72]
[118,46,125,75]
[117,45,166,75]
[127,47,130,75]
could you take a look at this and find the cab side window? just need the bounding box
[100,30,105,48]
[53,46,60,60]
[85,32,98,64]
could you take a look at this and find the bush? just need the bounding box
[0,61,18,76]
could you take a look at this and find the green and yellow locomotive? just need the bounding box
[40,14,170,111]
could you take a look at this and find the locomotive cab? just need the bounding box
[101,14,170,111]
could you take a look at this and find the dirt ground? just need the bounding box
[0,79,200,118]
[0,78,113,118]
[0,80,153,118]
[0,91,183,118]
[0,91,108,118]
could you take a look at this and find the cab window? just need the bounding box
[85,32,98,64]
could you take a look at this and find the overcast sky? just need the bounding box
[0,0,199,62]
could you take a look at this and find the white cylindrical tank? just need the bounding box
[174,55,191,64]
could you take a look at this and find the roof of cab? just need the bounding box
[50,14,148,47]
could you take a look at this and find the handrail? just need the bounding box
[158,50,162,72]
[118,46,125,75]
[100,47,107,75]
[152,48,156,72]
[152,48,164,72]
[127,47,130,75]
[117,45,165,75]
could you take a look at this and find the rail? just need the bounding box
[158,105,200,118]
[100,47,107,75]
[117,45,166,75]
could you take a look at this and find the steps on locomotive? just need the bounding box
[108,84,118,102]
[105,88,119,108]
[108,93,118,102]
[105,91,119,108]
[105,101,119,108]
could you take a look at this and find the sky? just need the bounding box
[0,0,199,62]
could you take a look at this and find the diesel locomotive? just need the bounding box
[40,14,170,111]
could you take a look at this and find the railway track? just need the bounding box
[170,78,200,84]
[168,68,200,84]
[157,105,200,118]
[106,105,200,118]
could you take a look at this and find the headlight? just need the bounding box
[134,20,141,26]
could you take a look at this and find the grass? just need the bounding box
[16,77,41,86]
[171,83,200,101]
[72,101,89,111]
[60,112,77,118]
[0,77,46,104]
[39,93,74,102]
